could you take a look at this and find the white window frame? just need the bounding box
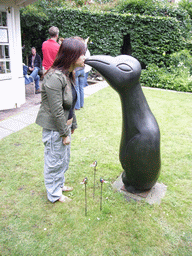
[0,9,11,80]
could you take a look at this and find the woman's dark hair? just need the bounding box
[51,37,86,73]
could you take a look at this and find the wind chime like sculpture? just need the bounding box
[85,55,161,192]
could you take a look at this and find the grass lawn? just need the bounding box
[0,86,192,255]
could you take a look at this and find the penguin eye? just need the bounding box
[117,63,132,72]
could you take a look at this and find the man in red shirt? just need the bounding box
[42,26,60,72]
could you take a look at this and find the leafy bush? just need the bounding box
[179,0,192,19]
[140,50,192,92]
[115,0,161,14]
[115,0,192,40]
[21,0,67,61]
[21,4,49,62]
[21,1,189,67]
[22,6,185,68]
[21,1,192,92]
[169,49,192,75]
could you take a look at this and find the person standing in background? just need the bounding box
[74,65,85,110]
[84,37,92,87]
[42,26,60,73]
[74,37,85,110]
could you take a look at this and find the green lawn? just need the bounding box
[0,86,191,255]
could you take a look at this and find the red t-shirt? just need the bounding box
[42,39,60,70]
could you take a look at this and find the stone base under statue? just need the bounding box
[112,173,167,205]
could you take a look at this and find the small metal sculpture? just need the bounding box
[90,161,97,198]
[81,178,88,216]
[100,178,105,211]
[85,55,161,192]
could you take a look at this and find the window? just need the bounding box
[0,11,11,75]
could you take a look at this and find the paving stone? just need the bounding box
[84,81,108,97]
[0,127,13,140]
[10,112,37,124]
[0,117,29,132]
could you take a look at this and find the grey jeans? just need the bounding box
[42,128,71,203]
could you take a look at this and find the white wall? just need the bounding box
[0,4,25,110]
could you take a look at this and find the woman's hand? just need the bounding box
[62,136,71,145]
[29,67,34,72]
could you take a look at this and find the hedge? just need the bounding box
[21,7,186,68]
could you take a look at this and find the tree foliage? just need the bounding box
[179,0,192,19]
[115,0,192,39]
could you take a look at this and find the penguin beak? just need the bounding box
[85,55,119,86]
[85,55,113,77]
[85,55,141,90]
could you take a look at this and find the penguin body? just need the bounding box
[85,55,161,191]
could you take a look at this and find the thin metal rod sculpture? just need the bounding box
[100,178,105,211]
[90,161,97,198]
[85,55,161,192]
[81,178,88,216]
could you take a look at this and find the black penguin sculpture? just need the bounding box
[85,55,161,191]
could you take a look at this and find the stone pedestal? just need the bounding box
[112,173,167,205]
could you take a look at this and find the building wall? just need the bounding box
[0,1,34,110]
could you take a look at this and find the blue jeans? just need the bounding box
[42,129,71,203]
[84,72,89,87]
[75,69,85,109]
[23,65,40,91]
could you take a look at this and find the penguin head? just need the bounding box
[85,55,141,93]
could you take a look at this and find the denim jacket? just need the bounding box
[36,69,77,137]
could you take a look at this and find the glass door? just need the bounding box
[0,11,11,75]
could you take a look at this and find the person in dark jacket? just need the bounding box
[28,47,42,72]
[23,47,42,94]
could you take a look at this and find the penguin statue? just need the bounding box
[85,55,161,191]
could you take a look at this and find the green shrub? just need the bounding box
[140,61,192,92]
[169,49,192,75]
[21,3,49,61]
[115,0,192,40]
[179,0,192,19]
[21,1,192,92]
[21,1,189,67]
[115,0,155,14]
[26,7,185,67]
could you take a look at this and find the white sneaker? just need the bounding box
[62,186,73,192]
[58,195,72,203]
